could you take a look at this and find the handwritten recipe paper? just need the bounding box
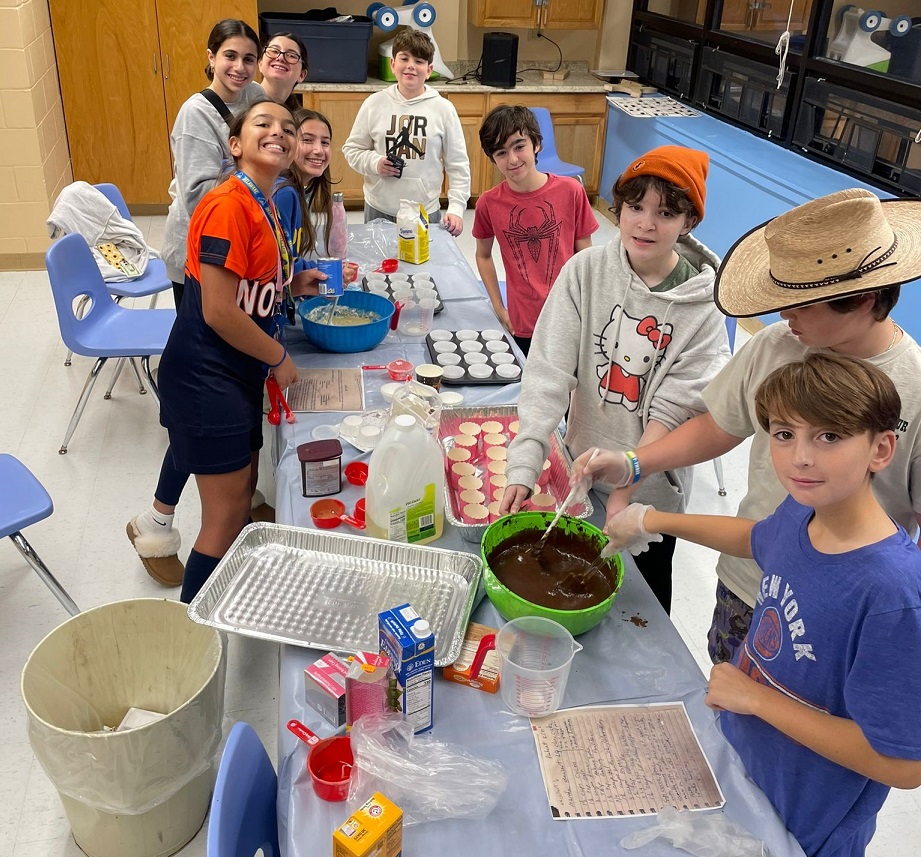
[532,703,724,819]
[285,369,364,412]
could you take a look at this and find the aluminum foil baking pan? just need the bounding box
[187,523,481,666]
[437,405,593,544]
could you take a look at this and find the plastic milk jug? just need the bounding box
[366,414,444,544]
[396,199,429,264]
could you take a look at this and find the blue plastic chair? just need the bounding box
[46,233,176,454]
[62,184,171,375]
[530,107,585,182]
[0,454,79,615]
[207,722,279,857]
[712,316,738,496]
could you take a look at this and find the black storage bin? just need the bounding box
[793,78,921,197]
[630,26,697,100]
[694,48,793,138]
[260,10,373,83]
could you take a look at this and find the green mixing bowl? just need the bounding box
[480,512,624,636]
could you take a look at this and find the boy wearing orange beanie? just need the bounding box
[500,146,730,613]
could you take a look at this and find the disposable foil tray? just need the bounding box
[437,405,593,544]
[188,523,481,666]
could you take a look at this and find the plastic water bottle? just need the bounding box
[328,192,358,290]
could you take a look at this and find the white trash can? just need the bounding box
[21,598,225,857]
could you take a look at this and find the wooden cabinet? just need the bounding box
[470,0,602,29]
[485,93,608,195]
[441,93,491,203]
[719,0,810,32]
[50,0,256,207]
[299,91,368,206]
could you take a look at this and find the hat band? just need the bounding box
[769,238,899,290]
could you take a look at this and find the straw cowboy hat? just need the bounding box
[715,188,921,318]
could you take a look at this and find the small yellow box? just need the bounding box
[333,792,403,857]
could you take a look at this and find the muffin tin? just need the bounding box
[425,328,523,386]
[361,273,444,314]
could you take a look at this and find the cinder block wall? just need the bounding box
[0,0,72,271]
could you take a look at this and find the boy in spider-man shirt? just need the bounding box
[500,145,730,614]
[473,105,597,356]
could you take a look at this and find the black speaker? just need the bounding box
[481,32,518,89]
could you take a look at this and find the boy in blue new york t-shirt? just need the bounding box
[604,353,921,856]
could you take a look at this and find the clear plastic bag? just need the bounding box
[621,807,772,857]
[348,714,508,825]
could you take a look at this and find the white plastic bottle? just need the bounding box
[366,414,445,544]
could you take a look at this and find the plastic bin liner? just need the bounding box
[21,598,225,816]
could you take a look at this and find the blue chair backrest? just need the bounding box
[725,315,738,352]
[93,183,132,221]
[207,722,279,857]
[530,107,560,160]
[46,233,121,352]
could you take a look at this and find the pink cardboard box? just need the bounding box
[304,652,349,728]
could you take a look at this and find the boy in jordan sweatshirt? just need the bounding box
[342,29,470,236]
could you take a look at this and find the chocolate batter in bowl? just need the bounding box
[481,512,624,636]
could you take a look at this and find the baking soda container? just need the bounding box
[366,414,444,544]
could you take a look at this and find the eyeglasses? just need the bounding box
[264,45,302,65]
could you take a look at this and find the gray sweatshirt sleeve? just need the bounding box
[441,102,471,220]
[342,99,382,178]
[172,128,226,217]
[506,256,585,489]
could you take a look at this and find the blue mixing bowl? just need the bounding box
[297,291,395,353]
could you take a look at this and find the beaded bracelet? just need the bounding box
[624,450,641,485]
[268,347,287,369]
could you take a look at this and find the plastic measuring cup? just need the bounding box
[495,616,583,717]
[286,719,354,801]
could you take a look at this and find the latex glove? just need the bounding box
[571,447,634,489]
[621,806,769,857]
[604,504,662,555]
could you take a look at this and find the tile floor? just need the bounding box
[1,209,918,855]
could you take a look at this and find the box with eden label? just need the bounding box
[378,603,434,734]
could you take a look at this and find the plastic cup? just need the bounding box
[339,415,362,439]
[495,617,583,717]
[417,298,439,333]
[359,425,381,449]
[437,353,462,366]
[432,340,458,353]
[398,300,436,336]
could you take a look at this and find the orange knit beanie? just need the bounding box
[616,145,709,221]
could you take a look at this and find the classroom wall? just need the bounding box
[0,0,72,271]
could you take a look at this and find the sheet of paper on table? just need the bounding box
[531,702,725,819]
[285,369,364,412]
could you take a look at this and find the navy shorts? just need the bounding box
[167,425,263,475]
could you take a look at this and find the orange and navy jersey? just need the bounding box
[159,176,282,436]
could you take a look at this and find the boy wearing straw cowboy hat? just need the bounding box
[573,187,921,662]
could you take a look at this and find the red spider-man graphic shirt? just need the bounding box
[473,174,597,337]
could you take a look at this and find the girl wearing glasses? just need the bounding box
[258,33,309,111]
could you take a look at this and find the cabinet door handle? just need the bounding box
[153,53,158,74]
[915,128,921,144]
[164,54,170,80]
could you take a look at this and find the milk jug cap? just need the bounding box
[394,414,416,430]
[413,619,431,637]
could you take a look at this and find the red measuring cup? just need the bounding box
[286,719,354,802]
[310,498,365,530]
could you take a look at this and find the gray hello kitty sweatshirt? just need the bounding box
[506,232,729,513]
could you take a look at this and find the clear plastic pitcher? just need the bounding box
[496,616,583,717]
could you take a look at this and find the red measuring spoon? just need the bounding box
[265,378,281,426]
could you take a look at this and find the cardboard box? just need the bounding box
[346,651,391,730]
[378,603,434,734]
[304,652,349,728]
[333,791,403,857]
[443,622,500,694]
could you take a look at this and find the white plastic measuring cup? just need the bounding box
[495,616,583,717]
